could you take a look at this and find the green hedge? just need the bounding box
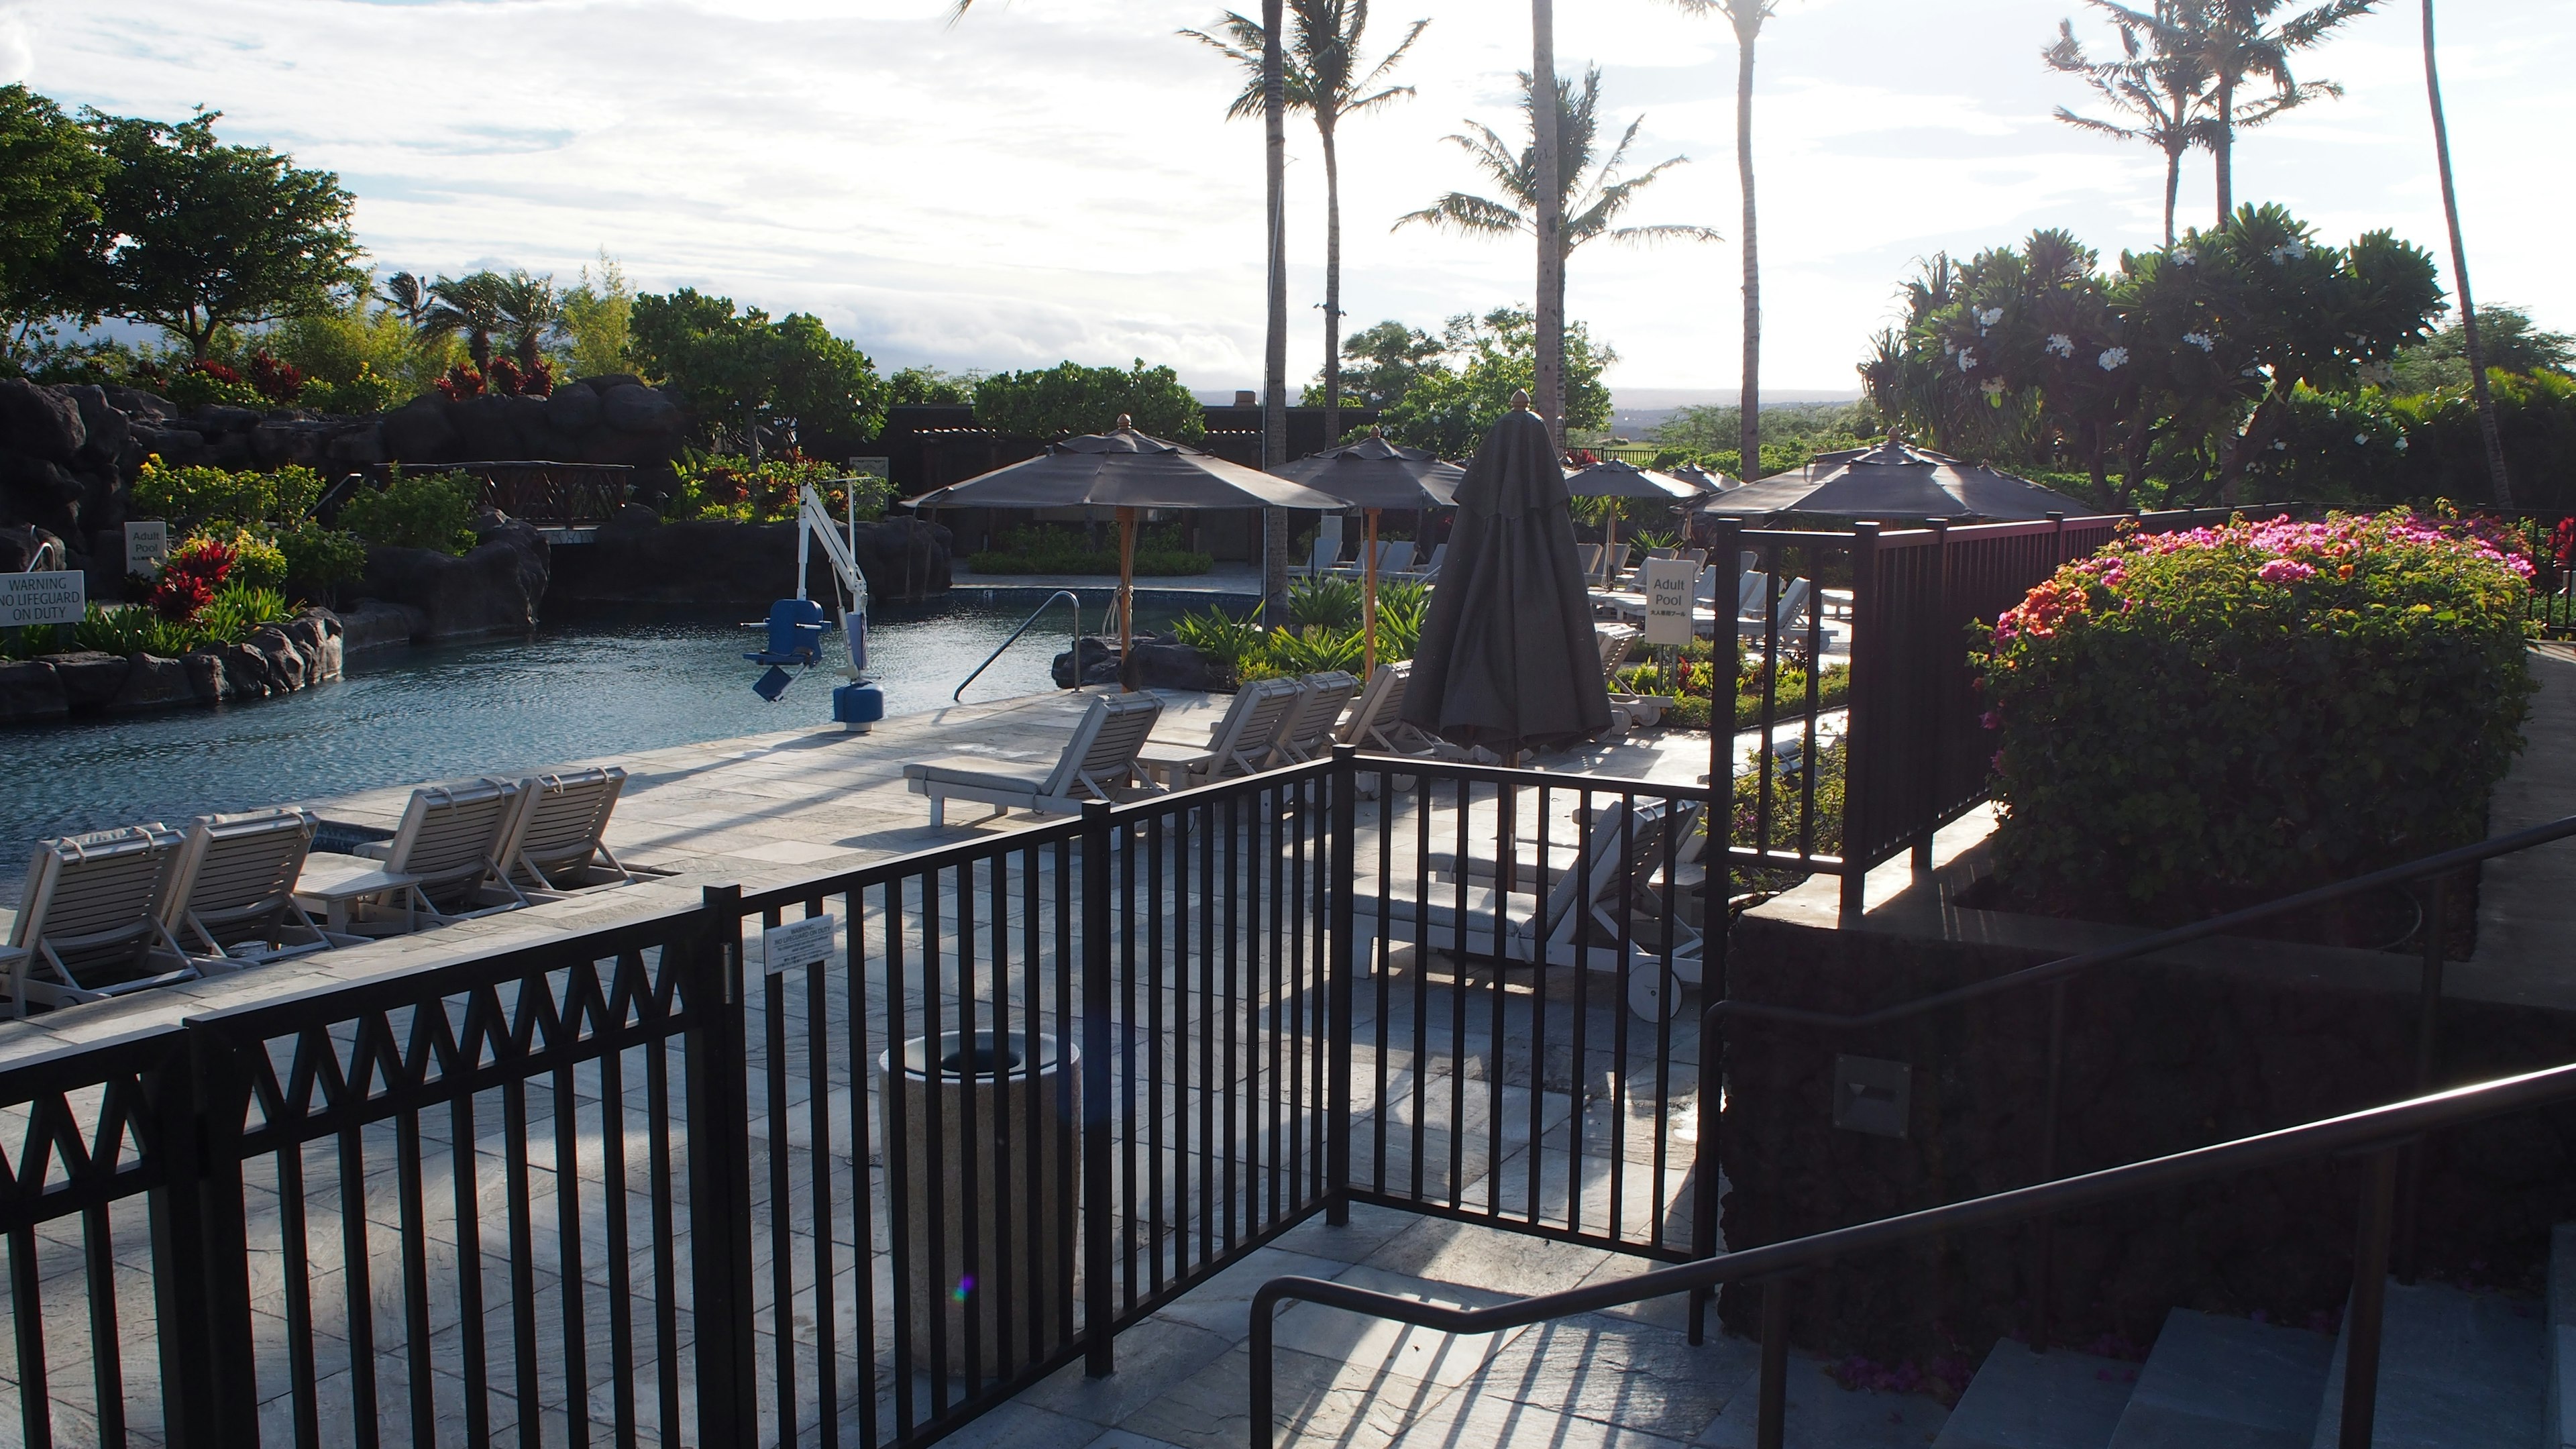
[1976,508,2536,922]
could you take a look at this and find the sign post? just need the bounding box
[125,521,169,579]
[1,572,85,629]
[1639,557,1700,649]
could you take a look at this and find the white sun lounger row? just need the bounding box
[4,767,634,1018]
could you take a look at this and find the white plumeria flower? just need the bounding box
[1976,307,2004,332]
[2172,249,2197,265]
[2181,332,2214,352]
[2268,241,2308,264]
[2097,347,2129,371]
[1957,348,1978,372]
[1980,378,2005,397]
[1943,339,1957,356]
[2394,435,2410,451]
[2045,333,2075,358]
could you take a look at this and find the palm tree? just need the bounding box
[1397,67,1721,395]
[1664,1,1776,490]
[492,270,560,373]
[1532,0,1563,450]
[2419,0,2511,505]
[957,0,1295,617]
[1182,2,1430,449]
[2044,4,2216,246]
[421,271,509,372]
[2107,0,2377,223]
[382,271,434,329]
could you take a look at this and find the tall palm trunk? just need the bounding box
[1530,0,1564,451]
[2422,0,2511,505]
[1322,116,1343,449]
[1261,0,1291,621]
[2161,145,2182,248]
[1733,11,1760,480]
[2212,77,2235,223]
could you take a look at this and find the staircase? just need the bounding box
[1931,1226,2567,1449]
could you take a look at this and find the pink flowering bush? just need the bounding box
[1976,508,2535,921]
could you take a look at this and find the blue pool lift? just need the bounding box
[745,479,884,731]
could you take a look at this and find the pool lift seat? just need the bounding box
[745,480,885,729]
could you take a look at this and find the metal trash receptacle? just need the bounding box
[879,1029,1077,1379]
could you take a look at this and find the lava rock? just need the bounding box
[0,379,85,462]
[451,395,520,461]
[1049,635,1214,692]
[219,641,273,698]
[324,423,388,467]
[545,381,601,435]
[66,386,130,472]
[243,625,309,690]
[181,649,229,702]
[188,405,261,436]
[0,661,66,720]
[600,501,659,535]
[283,607,344,682]
[578,373,643,394]
[5,454,85,503]
[602,382,681,435]
[39,651,130,709]
[103,386,174,421]
[131,426,208,468]
[111,652,193,710]
[380,398,460,463]
[337,598,425,655]
[357,521,549,640]
[549,517,953,607]
[0,525,64,572]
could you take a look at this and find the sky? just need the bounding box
[9,0,2567,398]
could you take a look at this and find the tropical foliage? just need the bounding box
[971,359,1205,442]
[1376,307,1615,457]
[1978,508,2535,923]
[335,470,481,555]
[669,452,894,525]
[631,287,890,455]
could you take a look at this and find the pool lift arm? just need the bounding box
[744,480,886,732]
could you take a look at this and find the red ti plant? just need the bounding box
[149,537,237,621]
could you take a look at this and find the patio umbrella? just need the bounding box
[910,415,1344,663]
[1275,432,1466,674]
[1703,435,2088,520]
[1403,394,1613,752]
[1669,462,1738,494]
[1562,459,1704,584]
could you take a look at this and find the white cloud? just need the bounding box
[17,0,2571,392]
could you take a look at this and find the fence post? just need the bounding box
[2047,511,2068,566]
[685,884,760,1448]
[1914,519,1951,871]
[1080,800,1118,1377]
[1838,522,1880,924]
[149,1028,259,1448]
[1710,518,1746,798]
[1327,746,1358,1226]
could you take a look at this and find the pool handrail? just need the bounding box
[953,589,1084,702]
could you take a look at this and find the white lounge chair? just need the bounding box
[493,767,633,897]
[7,825,197,1016]
[1395,542,1447,581]
[906,690,1166,826]
[299,778,528,935]
[1138,676,1305,789]
[162,808,354,968]
[1335,661,1454,758]
[1291,536,1343,578]
[1269,670,1361,765]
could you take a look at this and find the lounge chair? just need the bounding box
[7,825,197,1016]
[161,808,354,968]
[297,778,528,935]
[1596,623,1676,729]
[1291,536,1343,578]
[1739,577,1835,645]
[906,690,1166,826]
[1138,676,1305,789]
[493,767,633,897]
[1269,670,1360,765]
[1393,543,1446,582]
[1335,661,1455,758]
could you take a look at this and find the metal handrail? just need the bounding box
[953,588,1081,702]
[1253,1058,2576,1449]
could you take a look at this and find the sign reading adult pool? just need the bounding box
[1,571,85,629]
[125,521,169,578]
[761,914,836,977]
[1639,557,1701,647]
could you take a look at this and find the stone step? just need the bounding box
[2308,1278,2546,1449]
[1931,1341,2137,1449]
[2105,1309,2332,1449]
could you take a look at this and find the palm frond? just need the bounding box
[1391,193,1527,237]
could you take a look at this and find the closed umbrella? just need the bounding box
[1276,432,1466,674]
[912,416,1344,663]
[1403,394,1613,753]
[1563,459,1703,584]
[1703,434,2087,520]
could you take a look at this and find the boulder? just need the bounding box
[0,525,64,572]
[600,501,659,535]
[1049,635,1214,692]
[0,380,85,462]
[187,405,261,437]
[130,426,208,468]
[578,373,644,394]
[244,625,309,690]
[180,649,229,702]
[602,382,682,435]
[103,386,174,421]
[451,395,520,461]
[324,423,388,466]
[545,381,601,435]
[337,598,425,655]
[66,386,130,472]
[38,651,130,709]
[380,399,460,463]
[220,642,273,698]
[249,421,331,470]
[357,521,549,640]
[851,517,953,600]
[0,661,66,720]
[111,652,195,710]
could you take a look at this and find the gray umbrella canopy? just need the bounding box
[910,417,1346,511]
[1669,462,1739,494]
[1562,458,1703,500]
[1274,434,1464,509]
[1703,436,2088,520]
[1401,403,1613,749]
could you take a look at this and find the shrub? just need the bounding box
[194,582,290,643]
[670,453,892,525]
[245,350,305,405]
[1170,606,1269,684]
[1977,508,2536,922]
[1289,576,1362,629]
[1731,739,1845,861]
[164,362,268,412]
[300,362,403,417]
[277,525,366,598]
[186,527,288,592]
[337,470,480,554]
[150,536,237,620]
[132,460,327,530]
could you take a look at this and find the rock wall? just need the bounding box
[1716,900,2576,1366]
[0,606,345,721]
[353,515,551,642]
[548,511,953,608]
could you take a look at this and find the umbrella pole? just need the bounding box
[1363,508,1379,676]
[1118,506,1136,670]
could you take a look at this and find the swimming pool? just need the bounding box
[0,596,1193,888]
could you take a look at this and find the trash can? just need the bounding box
[879,1029,1077,1380]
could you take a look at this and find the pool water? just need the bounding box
[1,597,1191,887]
